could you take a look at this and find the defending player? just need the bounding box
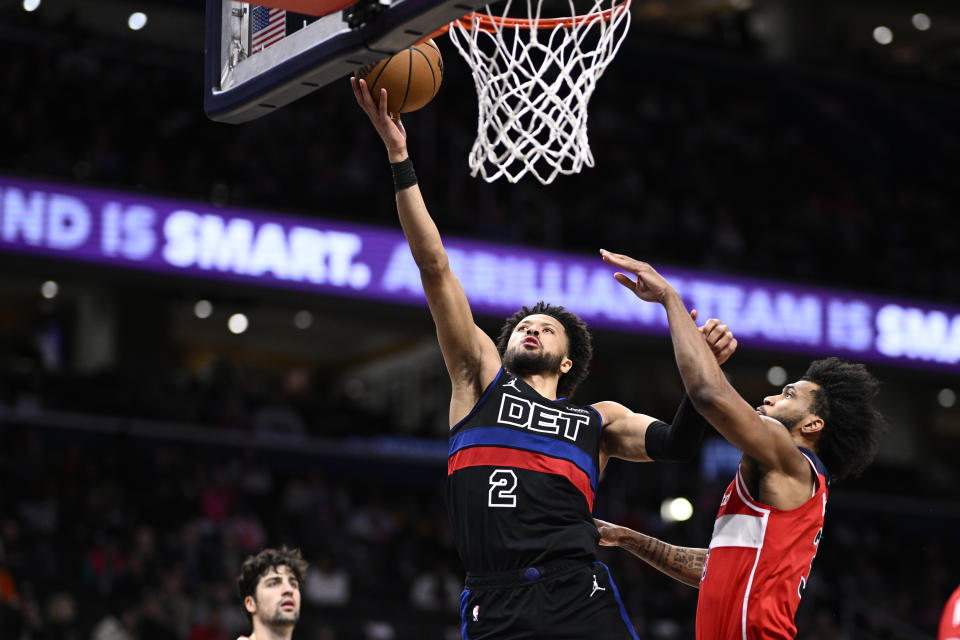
[595,250,885,639]
[237,547,306,640]
[351,79,737,639]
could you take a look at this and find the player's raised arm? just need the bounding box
[599,250,807,478]
[352,79,500,412]
[594,519,706,589]
[596,314,737,469]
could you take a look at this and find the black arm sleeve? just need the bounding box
[644,393,710,462]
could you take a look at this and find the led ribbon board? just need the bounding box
[1,175,958,371]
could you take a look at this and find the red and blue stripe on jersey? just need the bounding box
[445,369,606,571]
[448,425,600,510]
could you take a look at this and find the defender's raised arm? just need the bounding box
[600,249,806,479]
[595,312,738,469]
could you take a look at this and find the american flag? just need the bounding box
[251,5,286,52]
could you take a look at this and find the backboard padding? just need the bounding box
[205,0,485,123]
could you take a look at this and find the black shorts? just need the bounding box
[458,559,638,640]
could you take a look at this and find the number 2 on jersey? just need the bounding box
[488,469,518,508]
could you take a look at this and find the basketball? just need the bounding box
[354,39,443,114]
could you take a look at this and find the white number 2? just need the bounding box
[488,469,518,508]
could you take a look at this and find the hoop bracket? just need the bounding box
[345,0,392,28]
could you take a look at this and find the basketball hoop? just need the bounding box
[432,0,631,184]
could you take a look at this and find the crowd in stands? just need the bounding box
[0,424,955,639]
[1,9,959,305]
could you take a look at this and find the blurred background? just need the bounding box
[1,0,959,638]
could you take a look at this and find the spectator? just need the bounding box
[303,555,350,608]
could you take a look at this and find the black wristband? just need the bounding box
[390,157,417,192]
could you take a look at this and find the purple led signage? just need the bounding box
[1,175,958,371]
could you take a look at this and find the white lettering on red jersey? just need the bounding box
[940,585,960,640]
[696,448,828,640]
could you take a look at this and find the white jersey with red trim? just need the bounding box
[696,447,828,640]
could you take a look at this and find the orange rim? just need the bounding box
[424,0,629,40]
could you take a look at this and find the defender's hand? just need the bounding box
[350,77,407,161]
[697,316,738,366]
[594,518,625,547]
[600,250,675,304]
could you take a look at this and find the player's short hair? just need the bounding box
[801,357,886,482]
[496,302,593,398]
[237,546,308,620]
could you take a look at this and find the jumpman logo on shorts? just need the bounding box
[590,574,606,597]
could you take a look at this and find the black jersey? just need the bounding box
[446,368,604,573]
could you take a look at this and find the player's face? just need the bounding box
[248,565,300,628]
[503,314,571,378]
[756,380,821,430]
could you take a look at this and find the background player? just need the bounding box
[351,78,737,638]
[237,547,307,640]
[596,250,885,639]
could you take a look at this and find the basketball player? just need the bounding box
[594,251,886,639]
[351,79,737,639]
[941,584,960,640]
[236,547,307,640]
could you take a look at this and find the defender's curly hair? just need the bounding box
[495,302,593,398]
[237,546,308,620]
[801,357,886,482]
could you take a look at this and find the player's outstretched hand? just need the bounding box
[600,250,675,303]
[696,313,738,366]
[593,518,624,547]
[350,77,407,161]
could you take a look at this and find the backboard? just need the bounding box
[204,0,485,123]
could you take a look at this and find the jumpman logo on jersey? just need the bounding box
[502,377,521,391]
[589,574,606,597]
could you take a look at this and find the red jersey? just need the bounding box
[941,585,960,640]
[696,448,828,640]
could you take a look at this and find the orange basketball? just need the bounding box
[354,39,443,114]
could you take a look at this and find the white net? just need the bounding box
[447,0,631,184]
